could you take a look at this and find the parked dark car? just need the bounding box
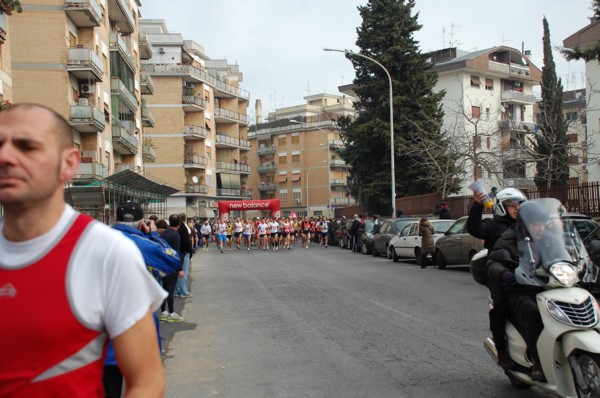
[372,218,417,257]
[357,217,387,254]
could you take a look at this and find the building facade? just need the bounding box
[247,93,355,218]
[0,6,11,103]
[9,0,148,183]
[431,46,542,195]
[140,19,251,218]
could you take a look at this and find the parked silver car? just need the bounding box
[387,219,454,263]
[434,215,492,269]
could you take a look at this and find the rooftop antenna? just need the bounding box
[449,23,461,48]
[306,81,311,96]
[502,34,513,46]
[442,27,445,49]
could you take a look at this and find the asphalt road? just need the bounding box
[160,243,549,398]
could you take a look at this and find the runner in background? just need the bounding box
[242,219,254,251]
[270,218,280,251]
[301,216,311,249]
[233,217,243,251]
[320,216,330,248]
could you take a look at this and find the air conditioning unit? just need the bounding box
[80,84,95,95]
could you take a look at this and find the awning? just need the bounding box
[278,175,288,183]
[471,75,481,85]
[104,169,179,196]
[291,173,301,182]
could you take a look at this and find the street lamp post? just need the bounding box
[290,120,332,217]
[323,47,396,218]
[305,160,327,217]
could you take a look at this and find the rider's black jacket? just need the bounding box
[466,202,515,251]
[487,228,519,284]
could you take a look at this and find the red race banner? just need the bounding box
[218,199,281,219]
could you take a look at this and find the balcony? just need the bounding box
[183,125,208,140]
[215,134,251,150]
[108,0,134,33]
[257,145,276,155]
[111,77,138,111]
[500,90,535,104]
[258,183,277,192]
[109,32,136,73]
[216,161,251,174]
[214,107,249,125]
[257,163,276,174]
[142,144,156,162]
[182,95,206,112]
[65,0,103,27]
[140,63,250,101]
[502,147,528,160]
[69,104,105,133]
[329,139,344,150]
[502,178,535,189]
[185,184,209,194]
[0,11,6,45]
[67,47,104,81]
[184,154,208,169]
[115,163,141,173]
[330,159,349,168]
[138,33,153,60]
[140,70,154,95]
[332,197,357,205]
[217,188,243,197]
[498,120,537,132]
[112,121,139,155]
[510,64,531,78]
[330,178,348,187]
[141,106,155,127]
[75,161,107,180]
[241,189,252,198]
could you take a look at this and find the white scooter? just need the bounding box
[470,198,600,397]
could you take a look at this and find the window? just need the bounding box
[568,133,578,143]
[472,106,481,119]
[569,155,579,165]
[475,165,483,179]
[486,137,491,149]
[278,154,287,165]
[566,111,579,122]
[293,190,302,203]
[280,189,288,201]
[291,135,300,144]
[473,135,481,149]
[278,136,286,146]
[485,78,494,90]
[292,154,300,163]
[470,75,481,88]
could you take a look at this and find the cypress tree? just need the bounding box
[535,17,569,188]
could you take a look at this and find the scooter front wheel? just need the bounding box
[574,353,600,398]
[506,372,532,390]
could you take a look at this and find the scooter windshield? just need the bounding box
[515,198,586,286]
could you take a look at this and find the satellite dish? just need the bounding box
[192,176,199,184]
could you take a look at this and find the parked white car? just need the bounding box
[387,219,455,263]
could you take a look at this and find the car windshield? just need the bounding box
[363,220,374,232]
[433,220,454,233]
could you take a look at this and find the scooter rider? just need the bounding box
[486,201,551,382]
[466,187,527,370]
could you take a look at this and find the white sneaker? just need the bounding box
[166,312,184,323]
[159,311,168,321]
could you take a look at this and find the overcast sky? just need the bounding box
[140,0,592,123]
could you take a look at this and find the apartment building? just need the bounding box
[9,0,147,182]
[560,88,588,183]
[0,6,11,103]
[247,93,355,218]
[431,46,542,195]
[564,20,600,183]
[140,19,251,217]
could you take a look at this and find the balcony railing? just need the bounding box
[330,178,348,186]
[330,159,349,168]
[214,108,249,125]
[140,70,154,95]
[182,95,206,111]
[257,145,276,155]
[510,64,531,77]
[258,183,277,191]
[329,139,344,150]
[216,161,251,174]
[332,197,357,205]
[69,104,105,133]
[140,63,250,100]
[65,0,103,27]
[502,147,528,160]
[111,122,139,155]
[67,47,104,81]
[185,184,209,194]
[75,161,107,180]
[110,32,137,73]
[217,188,245,197]
[183,125,208,140]
[215,134,251,149]
[500,90,535,104]
[138,33,153,60]
[111,77,138,111]
[108,0,135,33]
[498,120,536,132]
[257,163,277,174]
[142,145,156,162]
[141,106,155,127]
[184,155,209,168]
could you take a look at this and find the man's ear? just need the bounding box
[60,148,81,182]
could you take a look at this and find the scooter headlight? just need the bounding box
[549,262,579,286]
